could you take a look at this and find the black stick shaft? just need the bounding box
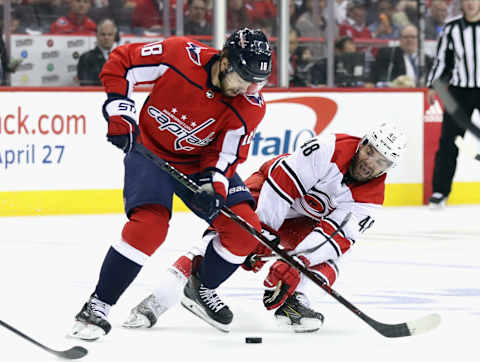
[135,143,413,337]
[0,319,88,359]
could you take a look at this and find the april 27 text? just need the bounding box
[0,144,65,169]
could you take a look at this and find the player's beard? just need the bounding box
[349,153,375,182]
[218,69,242,97]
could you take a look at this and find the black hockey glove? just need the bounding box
[190,171,227,220]
[242,225,280,273]
[102,96,139,153]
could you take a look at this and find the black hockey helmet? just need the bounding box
[223,28,272,83]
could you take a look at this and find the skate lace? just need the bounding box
[294,292,310,308]
[89,296,111,319]
[145,295,167,316]
[199,286,225,312]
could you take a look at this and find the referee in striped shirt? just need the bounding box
[426,0,480,207]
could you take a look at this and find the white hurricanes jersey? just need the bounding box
[256,133,386,269]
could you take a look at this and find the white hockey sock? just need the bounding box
[152,267,188,309]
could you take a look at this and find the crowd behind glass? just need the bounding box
[0,0,459,87]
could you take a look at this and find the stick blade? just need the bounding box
[406,313,441,336]
[55,346,88,360]
[373,313,441,338]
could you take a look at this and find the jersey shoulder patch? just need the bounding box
[244,93,264,107]
[185,41,208,66]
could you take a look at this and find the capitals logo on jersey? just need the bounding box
[147,105,216,151]
[186,42,207,66]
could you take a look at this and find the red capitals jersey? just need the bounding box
[100,37,266,177]
[50,13,97,35]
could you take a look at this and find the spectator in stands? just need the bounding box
[0,28,21,85]
[88,0,134,34]
[369,25,434,87]
[184,0,211,35]
[291,46,315,87]
[50,0,96,34]
[77,18,116,86]
[335,0,349,24]
[227,0,252,33]
[339,0,372,40]
[0,28,9,85]
[131,0,177,35]
[24,0,64,33]
[311,36,366,87]
[368,0,401,39]
[391,0,417,27]
[247,0,276,29]
[289,0,301,29]
[295,0,330,59]
[425,0,448,40]
[265,27,302,87]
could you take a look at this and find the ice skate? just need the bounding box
[429,192,446,209]
[181,272,233,332]
[274,292,324,333]
[70,295,112,341]
[123,294,168,329]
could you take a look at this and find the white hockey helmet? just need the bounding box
[360,123,407,170]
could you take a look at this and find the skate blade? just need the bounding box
[122,312,151,329]
[69,321,105,341]
[274,315,322,333]
[181,297,230,333]
[428,202,446,210]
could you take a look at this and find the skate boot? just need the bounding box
[123,294,168,329]
[274,292,324,333]
[181,272,233,332]
[70,295,112,341]
[429,192,446,209]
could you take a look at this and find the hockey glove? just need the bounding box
[102,96,139,153]
[263,255,310,310]
[190,171,228,220]
[242,225,279,273]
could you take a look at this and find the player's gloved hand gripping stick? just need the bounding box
[102,96,139,153]
[135,143,441,338]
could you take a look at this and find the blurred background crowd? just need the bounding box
[0,0,459,87]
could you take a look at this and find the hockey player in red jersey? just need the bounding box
[122,123,407,333]
[70,28,272,340]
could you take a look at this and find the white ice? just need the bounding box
[0,206,479,362]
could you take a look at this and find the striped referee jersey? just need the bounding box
[427,15,480,88]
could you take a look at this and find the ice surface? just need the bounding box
[0,206,479,361]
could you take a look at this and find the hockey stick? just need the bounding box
[0,319,88,360]
[432,79,480,139]
[136,143,441,338]
[255,212,352,262]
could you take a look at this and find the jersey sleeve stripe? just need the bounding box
[215,126,245,173]
[125,64,169,95]
[311,260,339,286]
[280,160,307,195]
[266,178,294,205]
[323,217,347,239]
[312,227,341,257]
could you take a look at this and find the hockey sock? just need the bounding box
[152,266,189,309]
[94,247,142,306]
[198,242,239,289]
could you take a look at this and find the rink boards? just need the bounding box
[0,88,479,216]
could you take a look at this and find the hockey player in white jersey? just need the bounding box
[123,123,407,333]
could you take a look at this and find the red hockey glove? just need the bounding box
[190,171,228,220]
[102,97,139,153]
[263,255,310,310]
[242,225,279,273]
